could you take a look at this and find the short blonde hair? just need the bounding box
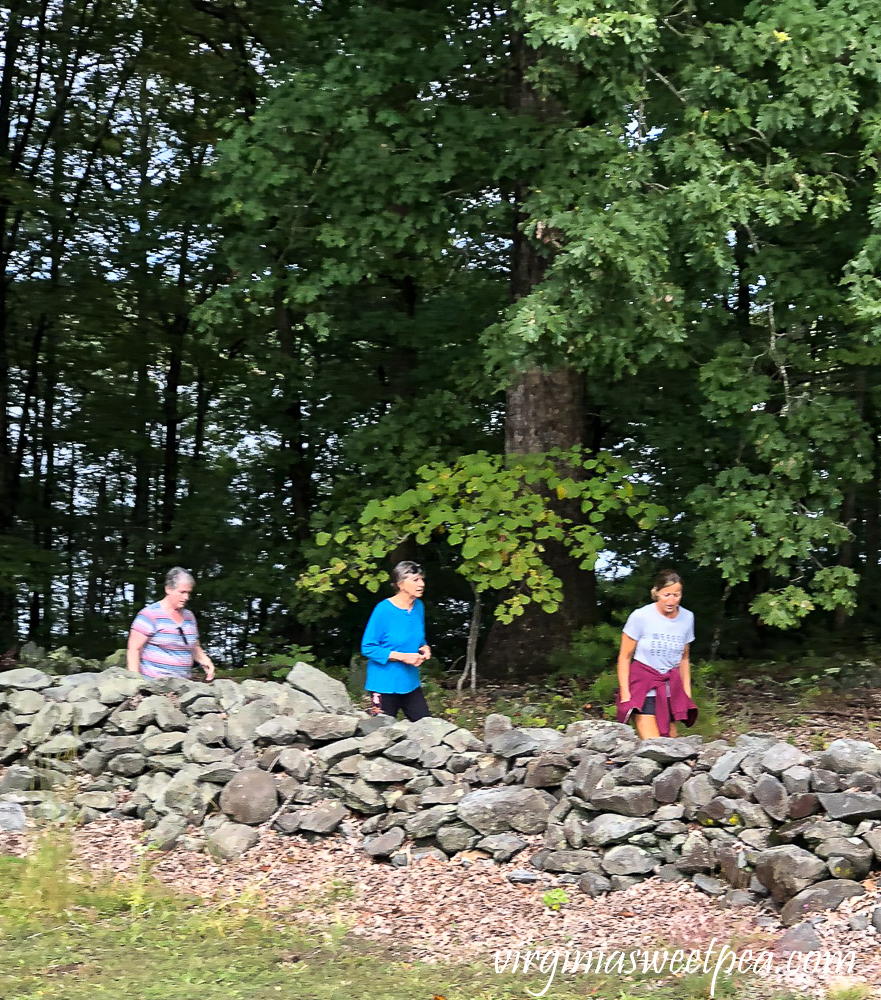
[650,569,682,601]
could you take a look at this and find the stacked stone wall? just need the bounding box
[3,657,881,925]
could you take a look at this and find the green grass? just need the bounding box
[0,835,819,1000]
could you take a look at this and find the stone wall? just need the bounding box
[3,659,881,926]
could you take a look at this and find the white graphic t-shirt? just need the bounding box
[623,603,695,678]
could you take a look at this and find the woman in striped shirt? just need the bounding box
[126,567,215,681]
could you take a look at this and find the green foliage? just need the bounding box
[548,622,623,683]
[300,448,663,626]
[541,888,570,911]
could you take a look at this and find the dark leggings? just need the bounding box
[373,687,431,722]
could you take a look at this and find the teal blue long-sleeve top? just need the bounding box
[361,598,426,694]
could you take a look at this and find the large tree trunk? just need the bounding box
[479,29,596,681]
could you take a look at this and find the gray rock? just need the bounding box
[219,769,278,825]
[419,784,468,806]
[95,672,145,705]
[570,754,607,801]
[457,786,554,836]
[692,874,727,896]
[364,827,406,857]
[635,737,698,763]
[189,715,227,746]
[36,732,82,756]
[680,773,717,817]
[819,739,881,775]
[107,752,146,776]
[709,749,749,784]
[484,713,513,743]
[761,743,809,775]
[406,717,459,746]
[326,776,386,814]
[477,833,527,862]
[488,730,543,759]
[358,727,406,755]
[1,667,52,690]
[810,769,842,793]
[676,831,714,873]
[524,755,570,788]
[299,713,360,743]
[285,662,352,714]
[7,690,46,714]
[74,791,118,811]
[442,728,484,753]
[70,699,111,728]
[788,793,820,820]
[141,732,186,754]
[698,796,772,830]
[818,792,881,822]
[0,801,26,832]
[0,765,36,793]
[315,737,364,767]
[577,872,613,896]
[754,846,827,903]
[225,701,278,750]
[781,765,813,794]
[420,746,453,770]
[614,757,662,785]
[588,785,655,817]
[277,747,311,781]
[652,762,692,804]
[145,813,188,850]
[405,804,459,839]
[296,801,349,834]
[775,921,823,955]
[602,845,658,876]
[254,718,301,745]
[359,758,422,783]
[581,814,656,847]
[383,739,424,764]
[534,849,603,875]
[207,821,259,860]
[780,879,866,927]
[435,822,479,853]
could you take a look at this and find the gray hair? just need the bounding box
[165,566,195,590]
[391,560,423,589]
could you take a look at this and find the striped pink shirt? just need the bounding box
[131,602,198,679]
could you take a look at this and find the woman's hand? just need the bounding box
[418,645,431,661]
[393,651,426,666]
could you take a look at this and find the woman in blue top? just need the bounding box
[361,561,432,721]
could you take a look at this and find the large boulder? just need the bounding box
[780,879,866,927]
[1,668,52,691]
[456,786,554,836]
[818,739,881,776]
[754,846,827,902]
[207,821,259,860]
[219,769,278,825]
[285,662,353,714]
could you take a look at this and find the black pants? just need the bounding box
[372,687,431,722]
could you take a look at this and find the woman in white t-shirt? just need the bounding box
[616,569,697,739]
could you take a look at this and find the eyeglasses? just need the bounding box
[176,626,189,647]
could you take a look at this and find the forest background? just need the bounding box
[3,0,881,685]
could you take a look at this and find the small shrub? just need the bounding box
[541,888,570,911]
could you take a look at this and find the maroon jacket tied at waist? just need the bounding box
[616,659,698,736]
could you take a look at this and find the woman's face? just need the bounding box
[397,574,425,600]
[655,583,682,614]
[165,581,193,611]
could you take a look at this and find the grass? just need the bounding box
[0,832,824,1000]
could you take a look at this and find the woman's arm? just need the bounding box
[678,644,691,698]
[126,630,148,675]
[617,634,638,701]
[193,643,215,682]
